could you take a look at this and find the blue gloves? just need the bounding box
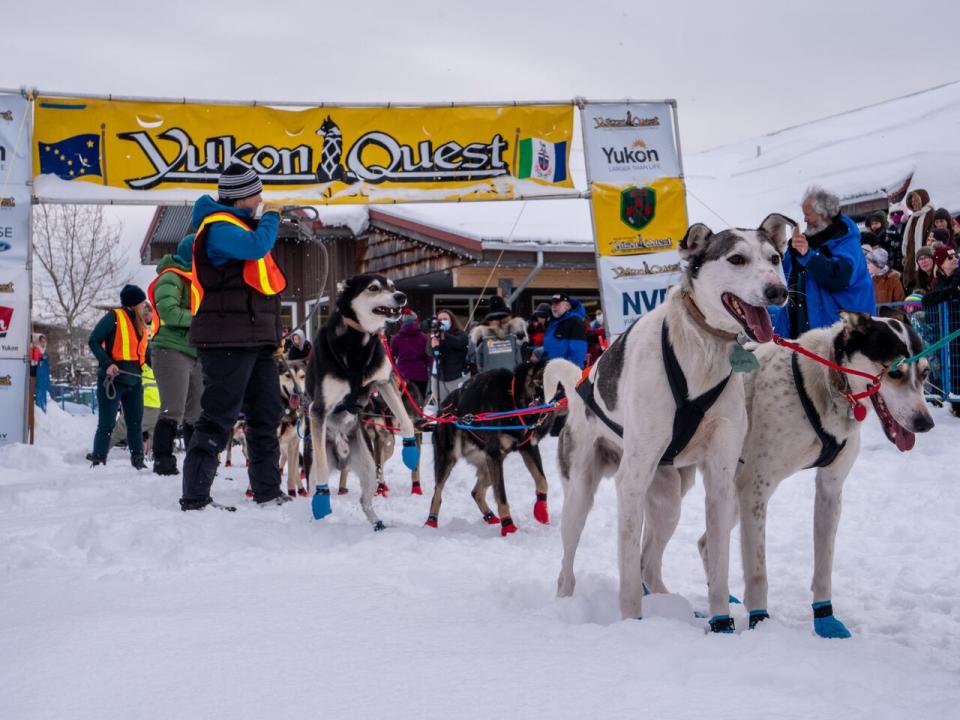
[402,437,419,471]
[312,484,331,520]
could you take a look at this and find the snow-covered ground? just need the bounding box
[2,403,959,720]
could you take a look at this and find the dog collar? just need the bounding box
[680,291,740,342]
[341,316,370,336]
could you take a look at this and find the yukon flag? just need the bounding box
[517,137,567,183]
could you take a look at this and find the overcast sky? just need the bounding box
[4,0,957,264]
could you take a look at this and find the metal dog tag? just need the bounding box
[729,343,760,373]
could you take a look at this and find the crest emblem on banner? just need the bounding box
[620,186,656,230]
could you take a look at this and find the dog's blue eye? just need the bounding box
[727,255,745,265]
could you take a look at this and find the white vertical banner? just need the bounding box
[0,358,28,443]
[581,101,688,336]
[0,91,33,445]
[0,265,30,358]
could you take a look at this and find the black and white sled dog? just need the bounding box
[304,273,417,530]
[640,312,934,637]
[549,215,792,632]
[426,361,567,535]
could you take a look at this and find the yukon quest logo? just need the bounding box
[0,305,11,337]
[0,374,11,387]
[118,115,510,190]
[592,111,660,129]
[621,186,656,230]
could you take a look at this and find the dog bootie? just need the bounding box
[812,601,851,639]
[411,481,422,495]
[312,484,332,520]
[500,517,518,537]
[401,437,419,471]
[376,482,389,496]
[749,609,770,629]
[424,514,439,528]
[533,494,549,524]
[708,615,735,634]
[482,511,500,525]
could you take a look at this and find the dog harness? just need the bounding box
[790,352,846,468]
[576,320,731,465]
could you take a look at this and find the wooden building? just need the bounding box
[141,202,602,333]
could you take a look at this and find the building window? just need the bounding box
[304,296,329,340]
[280,301,299,339]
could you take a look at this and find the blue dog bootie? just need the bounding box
[749,609,770,629]
[312,483,332,520]
[812,601,851,639]
[401,436,420,471]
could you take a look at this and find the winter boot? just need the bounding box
[152,418,179,476]
[86,452,107,467]
[131,454,147,471]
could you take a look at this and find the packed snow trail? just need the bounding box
[1,404,958,720]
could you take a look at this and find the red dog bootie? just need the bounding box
[500,517,518,537]
[376,482,389,496]
[411,482,422,495]
[424,514,439,529]
[297,487,308,498]
[338,487,349,496]
[533,493,550,525]
[482,511,500,525]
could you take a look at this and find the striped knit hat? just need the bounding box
[218,163,263,200]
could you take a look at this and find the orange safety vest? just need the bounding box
[192,212,287,313]
[147,267,201,336]
[108,308,148,365]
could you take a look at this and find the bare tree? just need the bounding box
[32,205,132,383]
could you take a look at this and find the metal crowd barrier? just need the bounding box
[877,301,958,401]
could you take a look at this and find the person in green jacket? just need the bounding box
[148,235,203,476]
[87,285,151,469]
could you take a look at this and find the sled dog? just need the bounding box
[641,312,934,637]
[550,215,791,631]
[427,361,567,535]
[304,274,416,530]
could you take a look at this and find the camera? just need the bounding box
[429,317,441,338]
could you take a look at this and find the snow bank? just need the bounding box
[1,400,959,719]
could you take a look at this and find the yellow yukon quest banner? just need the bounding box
[590,178,688,256]
[33,98,576,204]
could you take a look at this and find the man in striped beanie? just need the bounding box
[179,163,290,511]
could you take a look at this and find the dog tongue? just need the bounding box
[742,302,774,343]
[894,425,916,452]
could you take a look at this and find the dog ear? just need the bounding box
[839,310,872,336]
[679,223,713,260]
[758,213,796,254]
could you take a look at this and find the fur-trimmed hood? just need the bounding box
[470,316,528,345]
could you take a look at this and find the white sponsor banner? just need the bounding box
[582,102,681,184]
[0,357,27,445]
[0,92,31,187]
[598,254,683,335]
[0,186,30,266]
[0,265,30,358]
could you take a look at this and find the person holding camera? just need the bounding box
[429,308,469,405]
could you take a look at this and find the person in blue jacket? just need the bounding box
[179,164,291,511]
[771,186,876,338]
[541,293,588,367]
